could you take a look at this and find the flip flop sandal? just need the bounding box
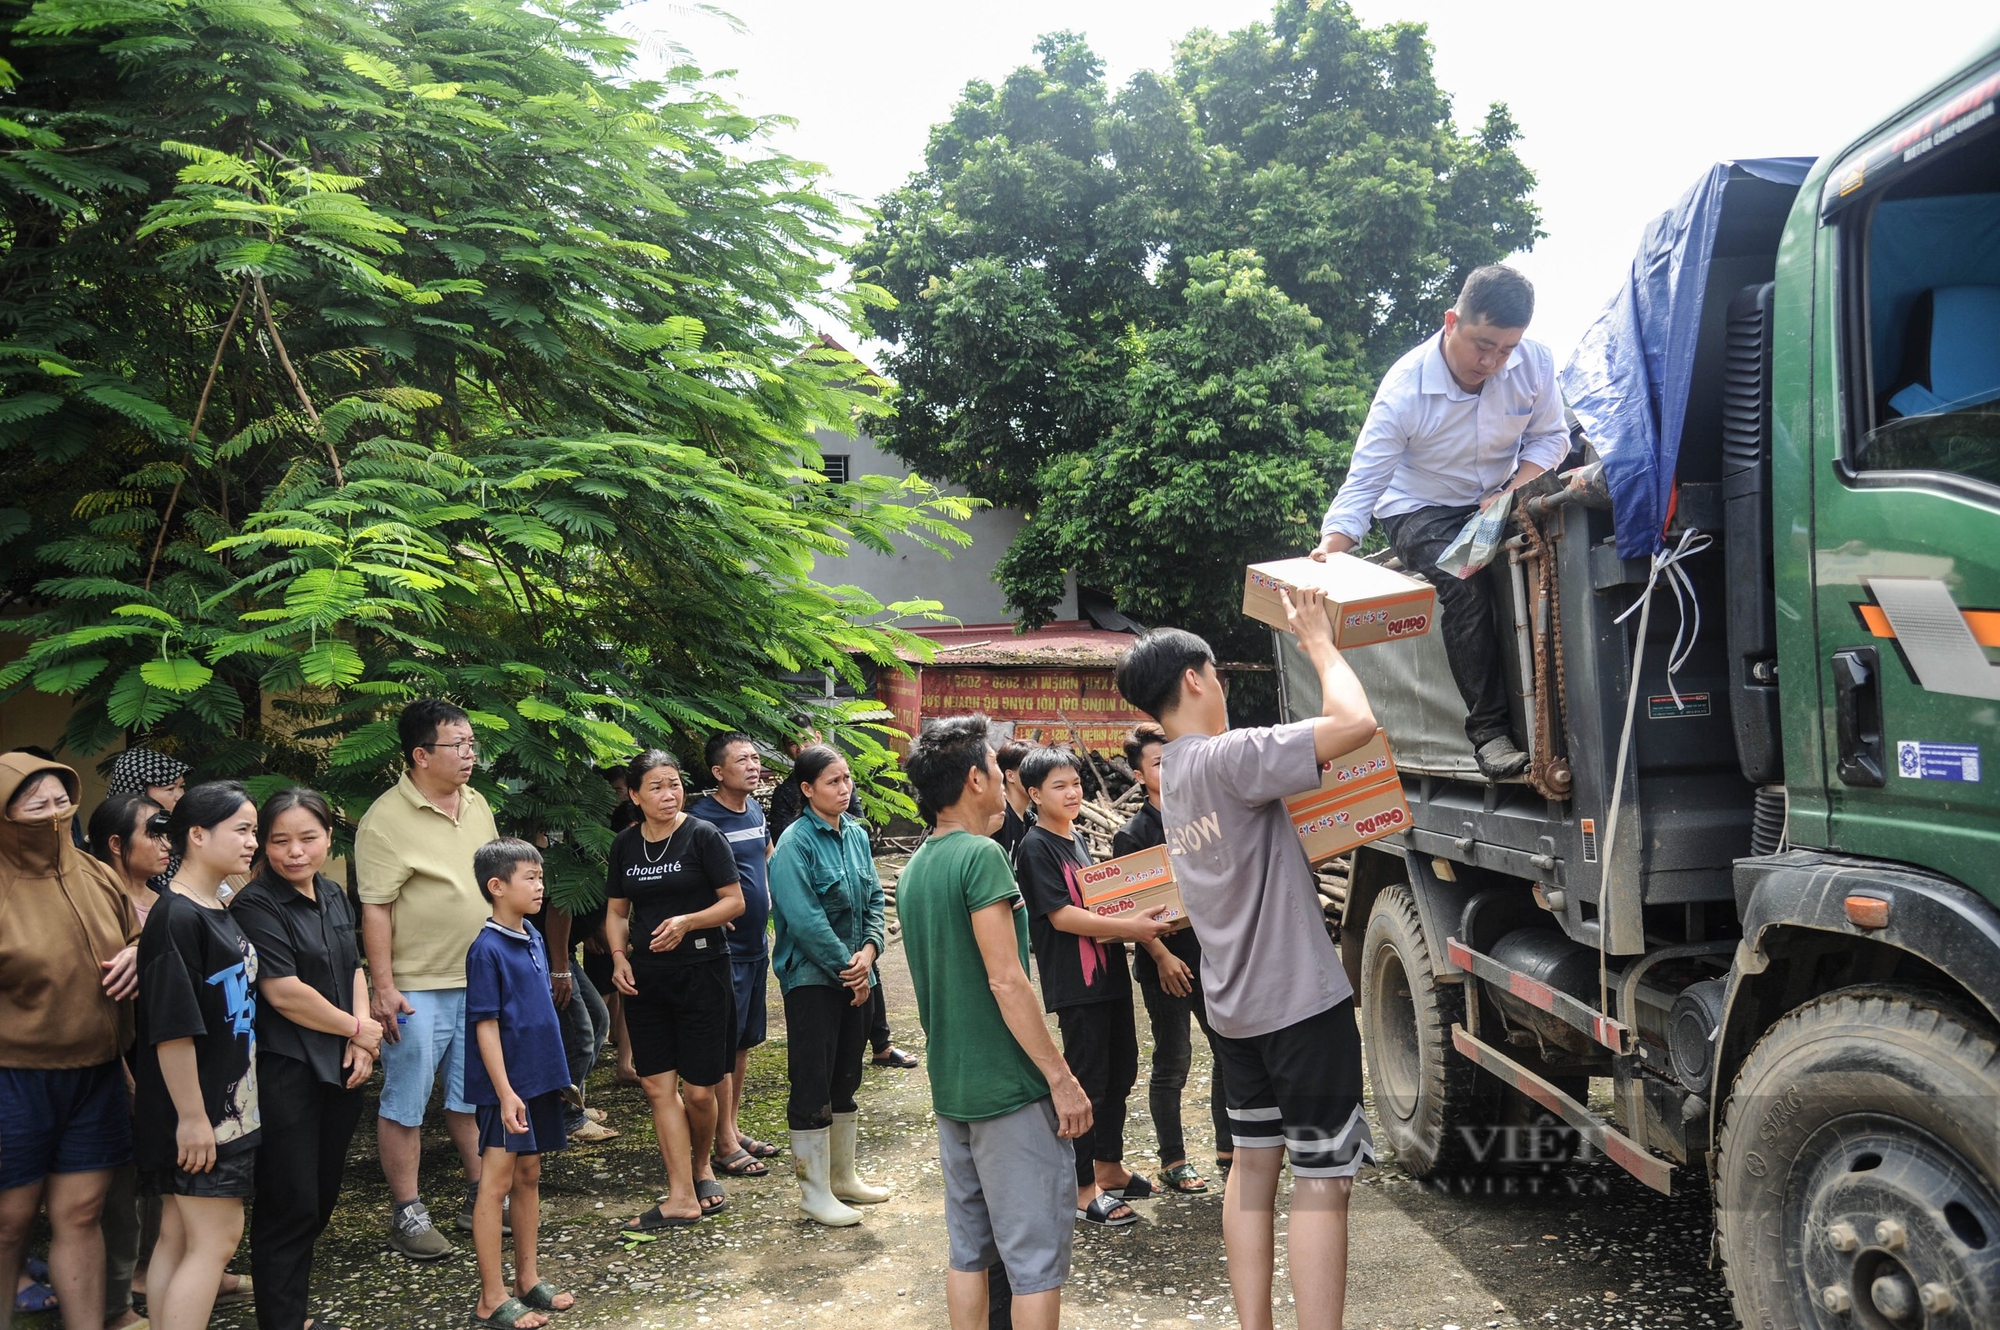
[1075,1193,1138,1228]
[1107,1172,1155,1201]
[737,1135,780,1159]
[14,1282,57,1314]
[620,1205,701,1233]
[710,1148,769,1178]
[216,1274,255,1306]
[471,1296,546,1328]
[694,1178,727,1215]
[517,1283,574,1313]
[1160,1162,1209,1194]
[25,1259,48,1283]
[870,1046,919,1068]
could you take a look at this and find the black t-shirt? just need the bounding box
[134,890,261,1169]
[229,869,361,1087]
[993,803,1031,863]
[1016,825,1129,1012]
[1112,801,1203,986]
[606,816,739,970]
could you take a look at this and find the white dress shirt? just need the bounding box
[1319,330,1570,544]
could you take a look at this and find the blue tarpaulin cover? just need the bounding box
[1561,158,1813,559]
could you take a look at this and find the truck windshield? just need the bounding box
[1853,129,2000,487]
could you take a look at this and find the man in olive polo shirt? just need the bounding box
[358,698,500,1260]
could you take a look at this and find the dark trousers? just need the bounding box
[1136,974,1232,1165]
[867,967,891,1052]
[1384,504,1513,748]
[560,969,611,1129]
[251,1052,366,1330]
[783,983,870,1131]
[1056,994,1139,1186]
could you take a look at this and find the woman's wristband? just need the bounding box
[551,970,572,980]
[352,1013,362,1039]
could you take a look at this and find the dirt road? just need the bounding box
[204,936,1733,1330]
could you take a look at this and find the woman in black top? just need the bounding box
[230,788,383,1330]
[607,751,743,1231]
[133,782,262,1330]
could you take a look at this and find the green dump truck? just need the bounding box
[1276,36,2000,1329]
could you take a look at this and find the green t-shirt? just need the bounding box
[898,830,1049,1122]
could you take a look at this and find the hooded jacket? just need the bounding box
[0,753,140,1068]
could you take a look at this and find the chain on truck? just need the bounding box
[1272,37,2000,1330]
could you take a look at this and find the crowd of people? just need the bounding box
[0,701,917,1330]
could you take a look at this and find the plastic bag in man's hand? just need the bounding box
[1434,492,1512,579]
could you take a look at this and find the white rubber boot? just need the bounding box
[829,1111,892,1205]
[792,1128,862,1227]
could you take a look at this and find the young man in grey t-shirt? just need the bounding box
[1113,587,1378,1330]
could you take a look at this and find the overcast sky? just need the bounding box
[620,0,1998,364]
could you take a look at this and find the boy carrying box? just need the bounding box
[465,839,577,1329]
[1113,587,1378,1330]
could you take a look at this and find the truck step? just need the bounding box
[1450,1024,1674,1195]
[1447,936,1632,1054]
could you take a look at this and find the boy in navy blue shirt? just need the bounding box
[465,839,576,1329]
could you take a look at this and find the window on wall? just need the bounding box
[821,455,851,485]
[1851,126,2000,489]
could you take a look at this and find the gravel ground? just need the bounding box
[22,927,1736,1330]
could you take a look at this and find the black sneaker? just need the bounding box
[1475,736,1532,780]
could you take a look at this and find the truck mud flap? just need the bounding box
[1450,1024,1675,1195]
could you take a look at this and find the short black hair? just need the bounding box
[1114,627,1216,719]
[399,698,471,767]
[474,837,543,902]
[1455,264,1534,330]
[705,731,756,773]
[994,740,1031,775]
[168,780,254,856]
[1017,746,1079,792]
[904,715,993,825]
[1123,722,1167,771]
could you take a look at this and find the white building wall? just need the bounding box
[813,427,1077,627]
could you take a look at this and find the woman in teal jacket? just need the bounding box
[768,745,891,1227]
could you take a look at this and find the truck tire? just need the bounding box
[1716,985,2000,1330]
[1359,883,1486,1177]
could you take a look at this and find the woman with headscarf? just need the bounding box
[0,754,141,1330]
[106,748,189,895]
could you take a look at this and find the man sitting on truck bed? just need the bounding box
[1312,263,1569,780]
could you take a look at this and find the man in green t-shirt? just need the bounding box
[899,715,1092,1330]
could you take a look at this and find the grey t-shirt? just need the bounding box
[1160,721,1352,1039]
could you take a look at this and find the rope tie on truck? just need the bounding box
[1595,526,1714,1013]
[1518,507,1572,800]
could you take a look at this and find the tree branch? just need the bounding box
[145,280,251,593]
[252,274,341,485]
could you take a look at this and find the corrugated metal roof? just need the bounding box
[897,621,1136,667]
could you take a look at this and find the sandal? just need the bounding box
[620,1205,700,1232]
[711,1148,769,1178]
[14,1281,57,1315]
[1160,1162,1209,1194]
[694,1178,727,1215]
[1075,1193,1138,1228]
[738,1134,780,1159]
[1107,1172,1155,1201]
[472,1296,546,1329]
[517,1283,574,1313]
[216,1273,254,1306]
[870,1046,919,1068]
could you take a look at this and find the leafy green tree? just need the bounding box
[0,0,963,905]
[854,0,1539,655]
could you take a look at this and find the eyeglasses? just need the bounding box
[424,741,479,757]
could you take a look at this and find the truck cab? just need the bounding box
[1280,39,2000,1330]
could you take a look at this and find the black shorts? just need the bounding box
[1210,998,1375,1179]
[142,1148,257,1199]
[625,959,735,1087]
[476,1090,568,1156]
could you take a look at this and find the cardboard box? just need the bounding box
[1242,554,1437,649]
[1075,844,1190,933]
[1283,729,1410,864]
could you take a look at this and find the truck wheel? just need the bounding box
[1716,986,2000,1330]
[1360,883,1485,1177]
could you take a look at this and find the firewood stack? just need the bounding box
[1074,782,1147,861]
[1316,856,1351,938]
